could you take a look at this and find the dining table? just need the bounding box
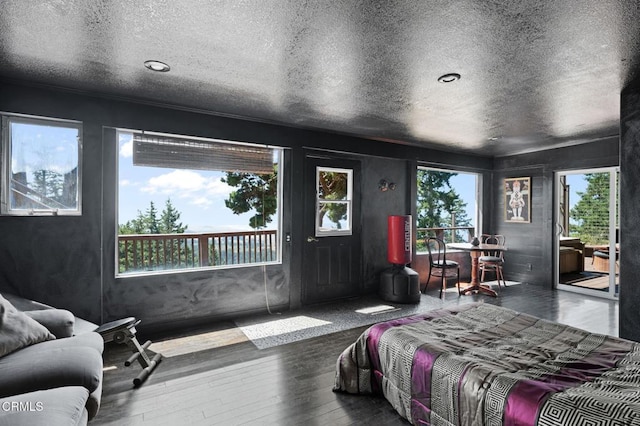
[447,242,507,297]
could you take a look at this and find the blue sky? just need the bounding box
[449,172,476,225]
[11,121,78,176]
[565,173,588,211]
[118,132,262,233]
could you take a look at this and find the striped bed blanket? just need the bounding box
[334,303,640,425]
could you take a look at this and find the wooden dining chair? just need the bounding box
[479,234,506,289]
[425,237,460,298]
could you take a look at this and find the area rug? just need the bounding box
[235,281,519,349]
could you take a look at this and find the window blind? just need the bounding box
[132,133,274,174]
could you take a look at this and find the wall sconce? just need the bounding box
[379,179,396,192]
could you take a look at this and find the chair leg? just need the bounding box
[492,265,501,289]
[456,269,461,296]
[424,268,433,293]
[440,275,445,299]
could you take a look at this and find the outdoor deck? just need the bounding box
[118,230,278,274]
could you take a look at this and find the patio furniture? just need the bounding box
[559,237,585,273]
[479,234,506,289]
[448,241,507,297]
[425,237,460,298]
[592,249,619,273]
[559,247,583,274]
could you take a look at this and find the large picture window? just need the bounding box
[1,115,82,216]
[416,167,479,250]
[117,130,282,275]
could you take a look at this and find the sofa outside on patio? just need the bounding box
[592,248,620,273]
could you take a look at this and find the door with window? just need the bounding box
[555,168,619,299]
[302,156,361,304]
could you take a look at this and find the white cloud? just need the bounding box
[120,179,135,187]
[141,170,206,194]
[120,139,133,158]
[140,170,233,207]
[205,178,234,196]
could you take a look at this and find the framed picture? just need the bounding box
[504,177,531,223]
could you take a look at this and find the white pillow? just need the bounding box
[0,294,55,357]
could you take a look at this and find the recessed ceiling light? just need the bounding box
[144,60,170,72]
[438,73,461,83]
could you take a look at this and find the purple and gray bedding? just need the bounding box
[334,303,640,425]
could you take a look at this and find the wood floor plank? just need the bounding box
[92,284,619,425]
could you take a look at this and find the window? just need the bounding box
[416,167,479,250]
[1,115,82,216]
[315,167,353,236]
[117,130,282,275]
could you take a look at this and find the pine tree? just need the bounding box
[32,169,64,202]
[160,198,186,234]
[118,198,191,272]
[222,166,278,229]
[570,173,614,245]
[416,169,471,246]
[145,201,160,234]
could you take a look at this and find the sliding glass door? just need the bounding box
[555,168,618,299]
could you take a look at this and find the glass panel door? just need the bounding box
[555,168,618,299]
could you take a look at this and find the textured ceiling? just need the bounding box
[0,1,638,157]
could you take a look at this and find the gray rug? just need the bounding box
[235,281,519,349]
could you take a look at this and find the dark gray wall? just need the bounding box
[0,118,104,323]
[620,82,640,342]
[0,80,491,332]
[493,138,620,286]
[360,156,412,291]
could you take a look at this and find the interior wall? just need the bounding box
[620,82,640,342]
[360,156,412,291]
[0,80,492,331]
[493,139,619,287]
[0,119,104,323]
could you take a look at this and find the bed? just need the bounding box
[333,303,640,425]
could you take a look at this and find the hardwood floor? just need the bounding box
[558,255,619,291]
[92,283,619,426]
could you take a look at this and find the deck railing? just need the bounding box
[416,226,475,251]
[118,230,278,274]
[118,227,470,272]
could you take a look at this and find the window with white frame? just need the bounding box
[1,115,82,216]
[315,166,353,236]
[117,130,282,275]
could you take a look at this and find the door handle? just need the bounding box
[307,236,319,242]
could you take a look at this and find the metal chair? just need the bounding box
[479,234,506,289]
[425,237,460,298]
